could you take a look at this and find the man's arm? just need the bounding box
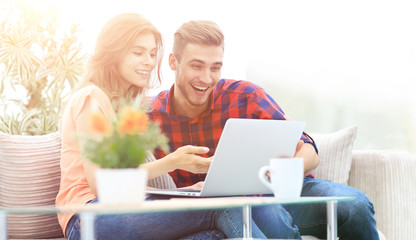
[249,87,319,175]
[294,141,319,176]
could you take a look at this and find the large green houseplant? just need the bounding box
[0,0,85,135]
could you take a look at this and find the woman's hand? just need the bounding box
[164,145,212,173]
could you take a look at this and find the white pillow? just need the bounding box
[310,125,357,185]
[0,131,64,238]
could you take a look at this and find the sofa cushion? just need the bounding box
[349,150,416,240]
[0,132,64,239]
[310,125,357,185]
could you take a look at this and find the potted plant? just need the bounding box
[0,0,86,135]
[80,99,169,204]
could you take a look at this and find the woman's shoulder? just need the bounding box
[72,85,108,100]
[68,85,112,115]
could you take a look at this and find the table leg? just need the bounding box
[80,212,95,240]
[327,200,338,240]
[242,205,253,239]
[0,211,7,240]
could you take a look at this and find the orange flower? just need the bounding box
[89,112,111,134]
[118,107,149,134]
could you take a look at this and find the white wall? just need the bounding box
[52,0,416,152]
[243,0,416,152]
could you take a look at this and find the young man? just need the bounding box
[149,20,379,239]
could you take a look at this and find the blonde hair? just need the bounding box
[172,20,224,62]
[76,13,163,100]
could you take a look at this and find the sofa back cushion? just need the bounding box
[349,150,416,240]
[310,125,357,185]
[0,131,64,239]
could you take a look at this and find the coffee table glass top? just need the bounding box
[1,196,354,215]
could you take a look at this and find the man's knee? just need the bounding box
[339,189,376,222]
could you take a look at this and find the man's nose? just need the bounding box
[199,69,212,84]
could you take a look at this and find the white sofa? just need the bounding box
[1,125,415,239]
[308,125,416,240]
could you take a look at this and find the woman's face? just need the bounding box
[116,32,157,91]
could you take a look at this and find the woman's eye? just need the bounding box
[133,52,143,56]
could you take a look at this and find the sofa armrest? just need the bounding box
[348,150,416,240]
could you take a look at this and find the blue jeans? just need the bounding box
[282,176,379,240]
[67,197,277,240]
[228,176,379,240]
[252,203,301,239]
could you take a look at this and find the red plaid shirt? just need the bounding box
[149,79,316,187]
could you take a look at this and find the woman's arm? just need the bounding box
[77,97,212,192]
[75,97,108,195]
[140,145,212,180]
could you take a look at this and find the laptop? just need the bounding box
[146,118,306,197]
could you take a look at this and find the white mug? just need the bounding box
[258,157,304,199]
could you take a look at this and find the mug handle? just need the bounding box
[258,166,273,191]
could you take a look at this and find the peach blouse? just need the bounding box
[55,85,112,235]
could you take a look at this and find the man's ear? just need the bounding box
[169,53,177,70]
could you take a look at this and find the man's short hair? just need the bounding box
[173,20,224,62]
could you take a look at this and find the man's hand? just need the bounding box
[166,145,212,173]
[142,145,212,180]
[189,181,204,189]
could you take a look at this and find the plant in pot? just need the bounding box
[80,101,169,204]
[0,0,86,135]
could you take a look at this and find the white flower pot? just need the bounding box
[95,168,148,204]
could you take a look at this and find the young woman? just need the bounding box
[56,13,273,240]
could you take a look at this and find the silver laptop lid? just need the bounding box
[200,118,305,197]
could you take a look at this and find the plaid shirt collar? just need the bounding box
[164,80,220,122]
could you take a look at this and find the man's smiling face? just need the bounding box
[170,43,223,118]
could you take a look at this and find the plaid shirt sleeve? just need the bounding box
[243,83,317,152]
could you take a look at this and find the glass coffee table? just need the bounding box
[0,196,354,240]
